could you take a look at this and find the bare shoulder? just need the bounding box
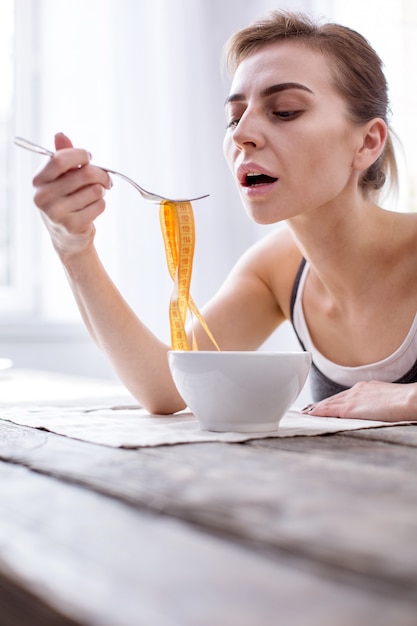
[386,210,417,263]
[395,211,417,277]
[400,210,417,243]
[198,225,303,351]
[229,224,303,319]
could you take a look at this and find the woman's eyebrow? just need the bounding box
[262,82,314,97]
[224,82,314,106]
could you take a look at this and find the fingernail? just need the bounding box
[107,174,113,189]
[301,404,314,413]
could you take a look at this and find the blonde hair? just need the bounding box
[224,10,398,198]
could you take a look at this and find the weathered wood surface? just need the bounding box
[0,569,81,626]
[259,423,417,448]
[1,418,417,626]
[3,460,417,626]
[249,426,417,468]
[347,423,417,446]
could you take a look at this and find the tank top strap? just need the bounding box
[290,257,307,324]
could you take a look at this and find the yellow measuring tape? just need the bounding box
[159,201,220,351]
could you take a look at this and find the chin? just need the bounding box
[240,196,282,226]
[245,206,281,226]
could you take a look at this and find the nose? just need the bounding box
[231,110,264,151]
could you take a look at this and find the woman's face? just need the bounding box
[223,41,364,224]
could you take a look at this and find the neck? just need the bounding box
[286,195,386,297]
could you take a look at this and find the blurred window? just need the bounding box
[0,0,15,293]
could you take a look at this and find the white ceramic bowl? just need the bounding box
[168,350,311,432]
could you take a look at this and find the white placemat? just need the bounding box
[0,369,415,447]
[0,404,414,448]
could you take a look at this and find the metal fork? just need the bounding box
[13,136,209,203]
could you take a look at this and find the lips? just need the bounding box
[237,164,278,188]
[244,172,278,187]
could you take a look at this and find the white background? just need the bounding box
[2,0,417,408]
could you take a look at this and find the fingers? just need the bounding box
[32,133,111,207]
[31,134,113,256]
[42,181,107,224]
[33,133,108,189]
[301,390,353,418]
[37,182,106,257]
[299,380,407,422]
[32,145,92,187]
[54,132,73,151]
[34,164,109,211]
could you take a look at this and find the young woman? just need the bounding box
[32,11,417,421]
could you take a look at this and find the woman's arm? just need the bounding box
[33,133,185,414]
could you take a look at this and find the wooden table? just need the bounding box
[0,370,416,626]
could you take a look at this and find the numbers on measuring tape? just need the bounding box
[159,201,220,351]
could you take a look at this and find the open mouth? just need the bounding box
[243,173,278,187]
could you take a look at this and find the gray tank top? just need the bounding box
[290,258,417,401]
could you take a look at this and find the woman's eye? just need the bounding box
[226,109,300,129]
[226,118,240,129]
[273,110,299,120]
